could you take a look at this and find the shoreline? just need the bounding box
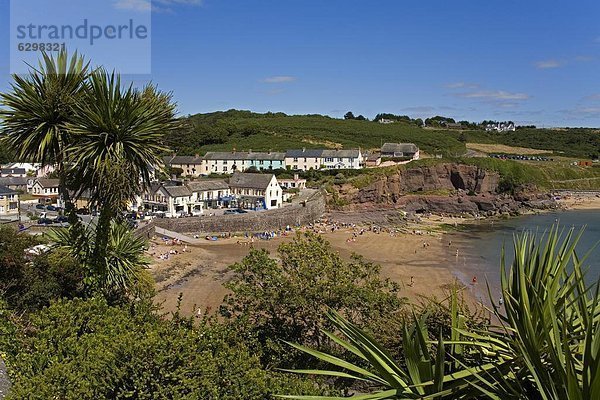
[147,192,600,316]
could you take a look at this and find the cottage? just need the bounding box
[0,177,28,192]
[285,149,323,171]
[203,151,286,175]
[154,185,194,217]
[380,143,420,160]
[30,178,60,199]
[320,149,363,170]
[278,174,307,190]
[228,173,282,210]
[0,186,19,216]
[163,155,203,177]
[187,180,231,209]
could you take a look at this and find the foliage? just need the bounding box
[220,232,405,368]
[282,226,600,399]
[48,221,153,301]
[2,298,327,400]
[0,225,84,312]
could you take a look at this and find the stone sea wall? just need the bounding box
[153,191,326,234]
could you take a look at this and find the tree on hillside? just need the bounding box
[343,111,355,120]
[356,114,367,121]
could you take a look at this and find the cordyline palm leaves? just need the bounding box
[66,70,176,275]
[282,225,600,399]
[0,50,89,211]
[48,221,150,296]
[3,51,178,296]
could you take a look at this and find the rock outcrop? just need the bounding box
[341,163,558,217]
[357,164,499,204]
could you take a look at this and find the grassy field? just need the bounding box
[466,143,553,155]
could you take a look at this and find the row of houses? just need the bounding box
[164,144,419,177]
[135,173,287,217]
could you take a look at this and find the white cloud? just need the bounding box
[445,82,480,89]
[113,0,202,13]
[262,76,297,84]
[114,0,151,11]
[455,90,530,101]
[561,106,600,118]
[534,59,564,69]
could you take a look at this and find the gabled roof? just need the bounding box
[34,178,60,188]
[0,177,28,186]
[171,155,203,165]
[161,185,192,198]
[285,149,324,158]
[228,173,275,190]
[321,149,361,158]
[0,186,17,195]
[0,168,26,175]
[203,151,285,161]
[381,143,419,154]
[187,180,230,192]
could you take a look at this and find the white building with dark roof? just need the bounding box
[202,151,286,175]
[320,149,363,170]
[285,149,363,171]
[380,143,420,160]
[228,173,282,210]
[187,180,231,209]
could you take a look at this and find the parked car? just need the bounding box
[224,209,238,215]
[54,215,69,223]
[236,208,248,214]
[46,205,57,211]
[37,218,53,225]
[76,208,90,215]
[35,204,45,210]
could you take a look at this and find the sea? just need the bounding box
[448,209,600,303]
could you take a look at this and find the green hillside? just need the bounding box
[166,110,600,160]
[167,110,467,156]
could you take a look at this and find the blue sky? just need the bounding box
[1,0,600,126]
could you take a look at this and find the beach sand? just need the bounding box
[149,223,474,316]
[558,193,600,211]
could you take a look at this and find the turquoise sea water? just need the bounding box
[448,210,600,302]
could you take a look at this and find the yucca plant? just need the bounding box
[281,225,600,399]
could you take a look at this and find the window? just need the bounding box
[223,166,228,172]
[293,157,298,162]
[259,160,264,165]
[293,165,298,170]
[325,157,334,163]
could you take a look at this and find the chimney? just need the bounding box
[302,147,306,152]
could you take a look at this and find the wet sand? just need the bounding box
[149,224,475,316]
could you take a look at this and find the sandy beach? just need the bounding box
[149,219,475,316]
[558,193,600,211]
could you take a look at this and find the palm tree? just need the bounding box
[49,221,151,297]
[0,50,89,213]
[66,69,178,281]
[282,226,600,399]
